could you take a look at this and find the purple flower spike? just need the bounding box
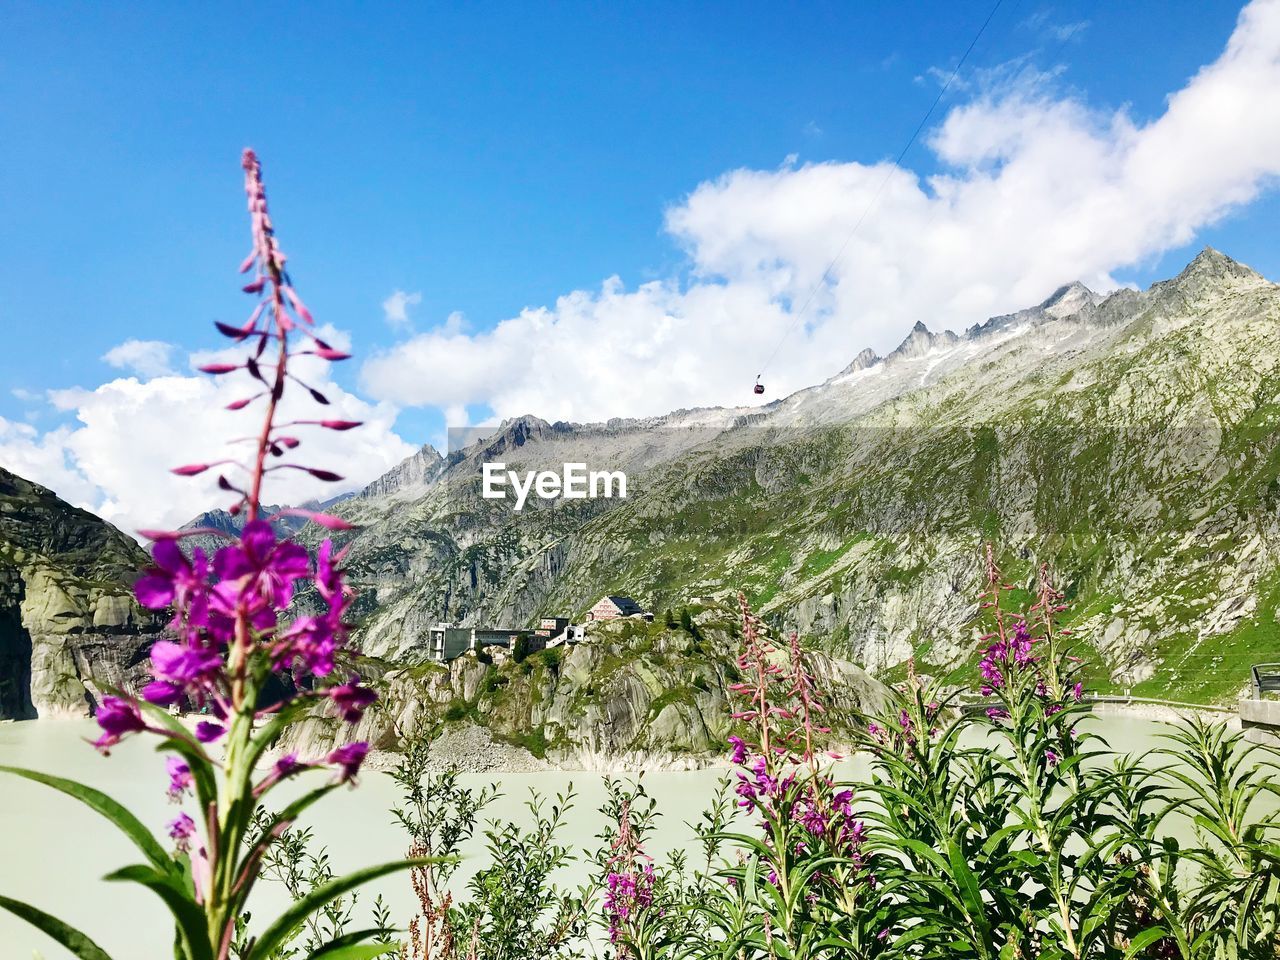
[328,679,377,724]
[328,742,368,784]
[93,696,146,753]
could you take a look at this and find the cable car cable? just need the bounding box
[753,0,1008,389]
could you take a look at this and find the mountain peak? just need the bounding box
[1173,246,1264,287]
[1039,281,1099,318]
[469,415,566,461]
[492,414,555,445]
[887,321,959,363]
[359,443,446,500]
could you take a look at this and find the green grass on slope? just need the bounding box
[1128,570,1280,703]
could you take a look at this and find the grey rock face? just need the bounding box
[358,444,445,500]
[0,467,163,719]
[283,609,888,770]
[886,321,961,363]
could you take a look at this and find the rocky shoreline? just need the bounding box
[5,698,1245,776]
[354,721,732,775]
[351,701,1246,775]
[1088,699,1241,729]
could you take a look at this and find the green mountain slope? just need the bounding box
[320,248,1280,705]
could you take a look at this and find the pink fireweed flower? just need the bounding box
[314,540,348,606]
[206,576,277,640]
[327,679,377,723]
[799,799,828,835]
[253,751,309,797]
[603,800,655,950]
[213,520,311,612]
[194,721,225,743]
[166,756,193,802]
[142,640,224,706]
[168,812,197,855]
[135,540,210,629]
[66,151,383,956]
[328,742,369,784]
[92,696,146,753]
[275,612,343,677]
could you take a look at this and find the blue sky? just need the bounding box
[2,0,1279,532]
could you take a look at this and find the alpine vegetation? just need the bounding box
[0,151,426,960]
[264,580,1280,960]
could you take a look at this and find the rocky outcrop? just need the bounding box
[357,444,445,500]
[885,321,961,363]
[284,605,889,770]
[0,467,162,719]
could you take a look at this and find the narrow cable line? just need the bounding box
[756,0,1007,380]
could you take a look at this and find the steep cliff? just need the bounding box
[0,467,161,718]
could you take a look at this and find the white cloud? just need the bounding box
[1021,10,1090,44]
[360,0,1280,424]
[3,329,415,537]
[0,418,100,508]
[1048,20,1089,42]
[382,290,422,330]
[102,339,177,378]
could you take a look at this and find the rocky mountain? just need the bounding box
[310,248,1280,705]
[357,443,446,500]
[286,602,887,770]
[4,247,1276,729]
[0,467,161,719]
[180,494,353,559]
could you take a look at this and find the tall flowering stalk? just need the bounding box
[602,800,657,958]
[975,555,1110,959]
[0,150,427,960]
[720,595,874,959]
[860,549,1126,958]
